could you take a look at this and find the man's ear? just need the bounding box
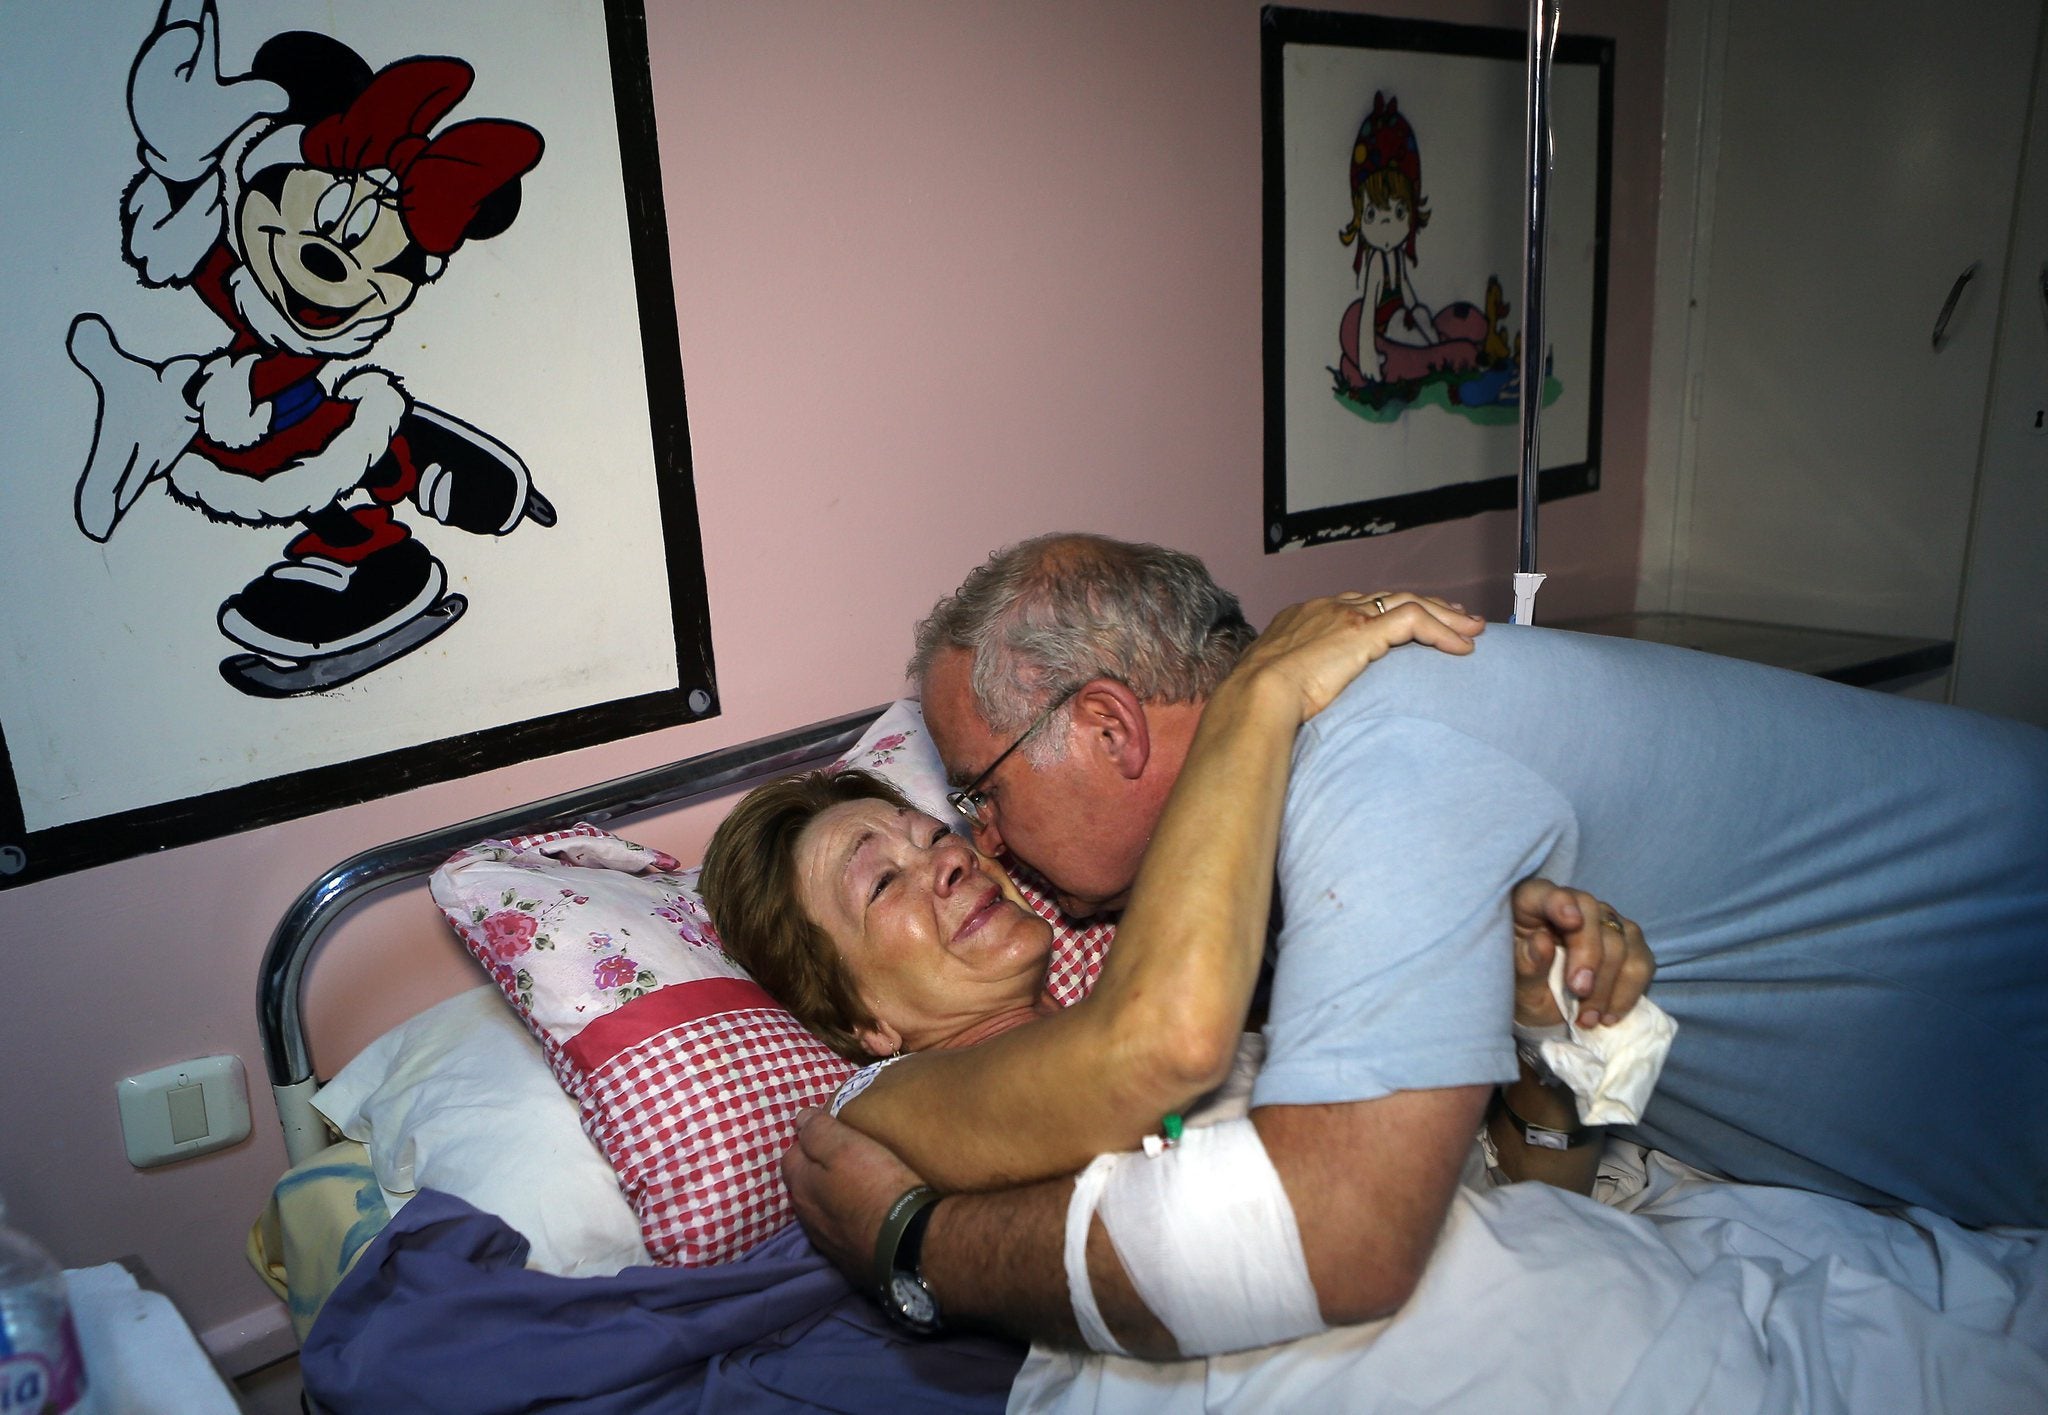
[1072,679,1151,781]
[855,1013,903,1060]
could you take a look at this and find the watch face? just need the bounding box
[890,1272,939,1329]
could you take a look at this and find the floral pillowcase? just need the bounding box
[430,700,1114,1267]
[448,828,730,1036]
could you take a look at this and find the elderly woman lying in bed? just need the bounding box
[701,595,1652,1219]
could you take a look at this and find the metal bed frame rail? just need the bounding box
[259,706,887,1166]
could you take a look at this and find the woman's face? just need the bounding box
[794,800,1053,1056]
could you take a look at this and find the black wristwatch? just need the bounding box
[872,1185,945,1334]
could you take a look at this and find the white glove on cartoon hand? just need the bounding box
[128,0,288,183]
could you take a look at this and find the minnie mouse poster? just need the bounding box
[67,0,551,696]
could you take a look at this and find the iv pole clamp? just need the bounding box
[1513,0,1559,625]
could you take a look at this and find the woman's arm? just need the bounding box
[843,593,1483,1192]
[1487,1061,1604,1192]
[1488,879,1655,1194]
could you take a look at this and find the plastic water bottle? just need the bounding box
[0,1196,86,1415]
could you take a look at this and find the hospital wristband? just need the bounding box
[1497,1090,1597,1150]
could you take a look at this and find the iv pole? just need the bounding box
[1512,0,1560,624]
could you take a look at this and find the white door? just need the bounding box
[1674,0,2042,644]
[1951,17,2048,727]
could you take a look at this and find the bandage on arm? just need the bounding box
[1065,1117,1326,1357]
[922,1086,1485,1355]
[1056,1081,1490,1359]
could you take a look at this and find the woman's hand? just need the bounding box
[1511,880,1655,1029]
[1234,591,1484,725]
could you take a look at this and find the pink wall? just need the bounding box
[0,0,1664,1346]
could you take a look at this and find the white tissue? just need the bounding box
[1537,952,1677,1126]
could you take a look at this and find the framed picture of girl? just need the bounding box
[1261,7,1613,551]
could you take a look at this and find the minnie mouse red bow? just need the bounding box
[301,57,543,256]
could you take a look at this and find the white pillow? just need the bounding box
[837,698,961,826]
[312,985,652,1277]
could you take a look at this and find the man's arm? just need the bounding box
[1254,1087,1487,1327]
[785,1082,1487,1356]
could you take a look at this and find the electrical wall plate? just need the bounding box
[116,1055,252,1169]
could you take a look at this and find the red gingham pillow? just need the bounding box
[431,703,1115,1267]
[1011,863,1113,1007]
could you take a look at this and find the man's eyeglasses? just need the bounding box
[945,684,1081,829]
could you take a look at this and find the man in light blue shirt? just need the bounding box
[790,533,2047,1353]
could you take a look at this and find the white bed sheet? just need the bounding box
[1011,1146,2048,1414]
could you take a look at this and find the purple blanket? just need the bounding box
[302,1190,1023,1413]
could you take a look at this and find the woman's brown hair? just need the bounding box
[698,768,912,1061]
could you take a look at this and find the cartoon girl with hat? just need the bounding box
[1335,92,1499,391]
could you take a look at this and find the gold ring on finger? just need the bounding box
[1601,911,1623,931]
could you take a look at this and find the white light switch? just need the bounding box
[117,1056,250,1168]
[166,1083,208,1144]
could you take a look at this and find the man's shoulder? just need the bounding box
[1285,625,1642,806]
[1314,623,1558,725]
[1313,621,1760,730]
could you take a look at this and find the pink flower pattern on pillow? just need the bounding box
[653,897,721,952]
[479,909,540,962]
[837,709,958,825]
[861,731,912,767]
[447,859,679,1026]
[592,953,643,992]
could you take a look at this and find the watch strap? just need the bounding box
[897,1197,938,1276]
[871,1184,943,1303]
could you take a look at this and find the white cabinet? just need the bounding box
[1643,0,2048,721]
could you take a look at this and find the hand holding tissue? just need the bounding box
[1536,951,1676,1126]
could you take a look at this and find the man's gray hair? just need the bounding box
[909,534,1257,760]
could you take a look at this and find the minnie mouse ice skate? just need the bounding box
[216,509,464,696]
